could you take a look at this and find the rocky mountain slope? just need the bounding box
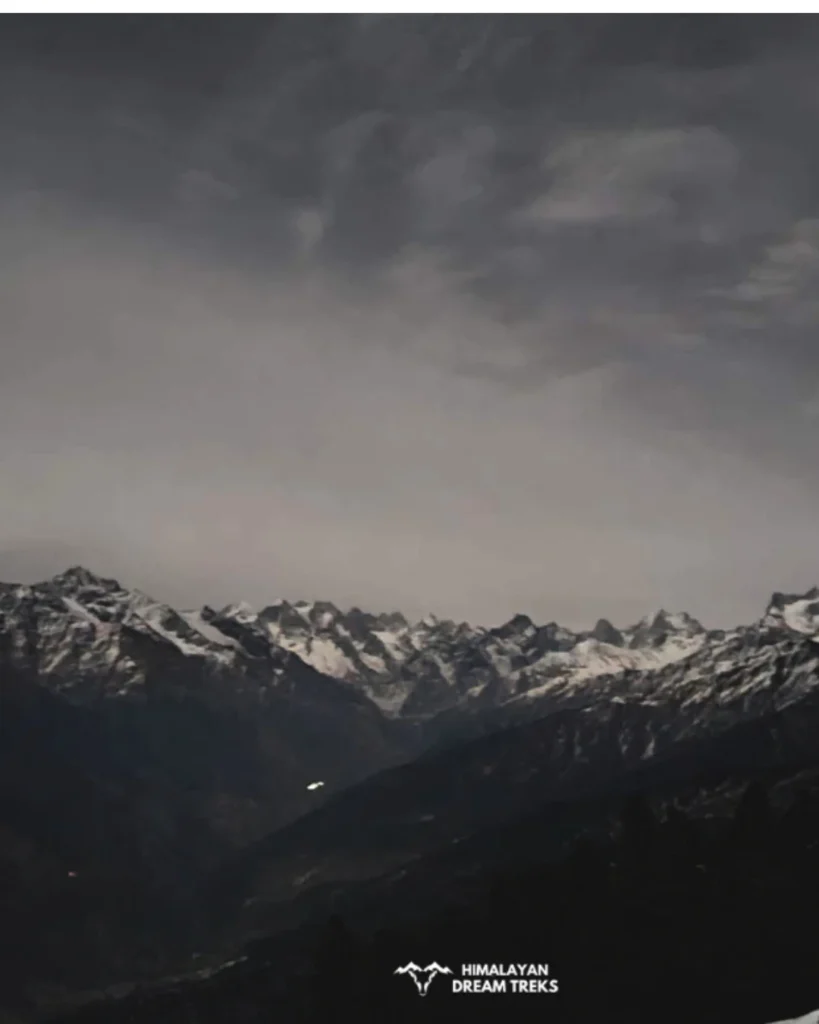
[4,567,819,1015]
[4,568,818,850]
[203,603,819,939]
[48,696,819,1024]
[0,662,228,1007]
[51,777,819,1024]
[0,568,415,1010]
[0,567,416,842]
[9,565,809,738]
[208,596,710,720]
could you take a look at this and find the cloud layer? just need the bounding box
[2,16,819,628]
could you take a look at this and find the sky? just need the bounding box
[2,14,819,630]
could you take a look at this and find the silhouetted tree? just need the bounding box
[730,781,773,846]
[307,915,365,1018]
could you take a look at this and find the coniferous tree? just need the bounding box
[308,915,365,1019]
[730,781,773,846]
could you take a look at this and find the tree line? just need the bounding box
[52,781,819,1024]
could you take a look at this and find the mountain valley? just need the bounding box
[3,568,819,1022]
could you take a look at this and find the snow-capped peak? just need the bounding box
[47,565,121,594]
[763,588,819,637]
[589,618,623,646]
[491,613,536,640]
[220,601,258,624]
[623,608,705,651]
[13,563,819,733]
[631,608,703,633]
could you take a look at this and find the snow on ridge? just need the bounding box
[270,630,357,680]
[181,611,242,650]
[783,598,819,635]
[16,566,819,722]
[61,596,103,626]
[372,629,407,660]
[316,609,336,629]
[220,601,258,624]
[515,632,708,704]
[359,651,387,674]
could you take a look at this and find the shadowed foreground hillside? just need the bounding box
[51,784,819,1024]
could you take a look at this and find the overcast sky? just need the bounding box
[2,14,819,630]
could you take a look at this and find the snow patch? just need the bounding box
[518,633,705,703]
[62,596,102,625]
[781,598,819,637]
[359,651,387,674]
[222,601,258,624]
[182,611,242,650]
[272,632,356,678]
[372,628,409,662]
[363,681,414,715]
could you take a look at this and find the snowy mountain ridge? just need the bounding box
[2,566,819,730]
[205,597,715,717]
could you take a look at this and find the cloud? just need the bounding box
[292,206,328,257]
[522,127,740,230]
[411,123,496,218]
[175,168,239,205]
[3,17,819,629]
[722,219,819,313]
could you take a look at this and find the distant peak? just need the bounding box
[590,618,624,646]
[221,600,258,623]
[627,609,705,648]
[635,608,668,627]
[636,608,700,628]
[767,587,819,612]
[376,610,409,630]
[763,588,819,636]
[48,566,118,591]
[490,612,536,640]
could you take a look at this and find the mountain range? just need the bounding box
[3,566,819,1020]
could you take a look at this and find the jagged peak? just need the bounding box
[541,619,573,634]
[489,613,537,643]
[590,618,624,646]
[258,599,294,618]
[767,586,819,612]
[219,600,258,622]
[47,565,120,591]
[375,610,409,630]
[634,608,669,628]
[762,587,819,637]
[632,608,703,632]
[497,612,534,630]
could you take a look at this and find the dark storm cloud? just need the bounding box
[2,15,819,628]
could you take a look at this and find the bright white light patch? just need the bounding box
[306,781,325,791]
